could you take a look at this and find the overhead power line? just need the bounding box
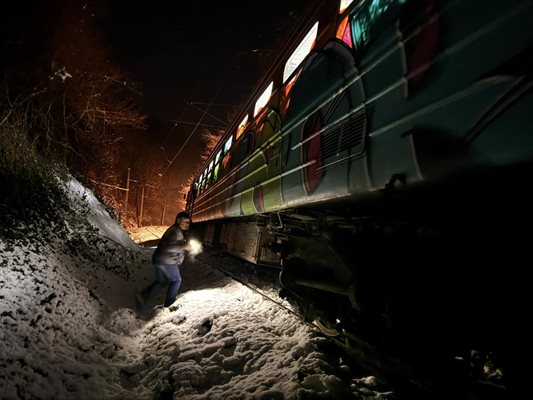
[162,83,224,176]
[169,119,227,130]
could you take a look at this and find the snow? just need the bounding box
[0,178,389,399]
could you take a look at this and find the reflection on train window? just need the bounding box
[224,135,233,153]
[222,152,231,169]
[213,163,220,181]
[336,15,354,48]
[283,21,318,83]
[254,81,273,117]
[339,0,355,14]
[351,0,403,53]
[236,115,248,139]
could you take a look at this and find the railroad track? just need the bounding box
[196,252,391,385]
[194,251,500,399]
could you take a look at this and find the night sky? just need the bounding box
[1,0,309,184]
[99,0,309,182]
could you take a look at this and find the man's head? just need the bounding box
[175,211,191,231]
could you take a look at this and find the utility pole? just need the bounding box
[161,199,167,225]
[139,185,145,227]
[124,168,131,216]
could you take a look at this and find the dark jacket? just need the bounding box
[152,224,188,265]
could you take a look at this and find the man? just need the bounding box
[138,211,192,310]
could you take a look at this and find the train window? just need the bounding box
[254,81,273,117]
[339,0,355,14]
[283,21,318,84]
[208,160,214,172]
[222,151,231,169]
[336,16,354,48]
[236,115,248,139]
[215,150,222,164]
[213,163,220,181]
[224,135,233,153]
[351,0,403,53]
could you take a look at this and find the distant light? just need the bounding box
[189,238,203,256]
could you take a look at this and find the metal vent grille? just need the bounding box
[321,109,366,165]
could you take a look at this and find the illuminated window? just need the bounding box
[222,152,231,169]
[351,0,404,51]
[336,16,353,48]
[339,0,355,13]
[215,150,222,164]
[208,160,214,172]
[283,21,318,83]
[224,135,233,153]
[213,163,220,181]
[236,115,248,139]
[254,81,273,117]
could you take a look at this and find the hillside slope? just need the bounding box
[0,176,384,399]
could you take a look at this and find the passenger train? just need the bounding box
[185,0,533,389]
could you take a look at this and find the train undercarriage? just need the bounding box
[192,166,531,395]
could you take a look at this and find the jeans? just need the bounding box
[142,263,182,307]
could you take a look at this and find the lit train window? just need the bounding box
[254,81,273,117]
[224,135,233,153]
[222,151,231,169]
[236,115,249,139]
[336,16,353,48]
[208,160,214,172]
[351,0,403,52]
[213,163,220,181]
[283,21,318,83]
[215,150,222,164]
[339,0,355,14]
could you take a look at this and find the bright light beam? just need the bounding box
[188,238,203,256]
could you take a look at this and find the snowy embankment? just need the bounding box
[0,177,388,399]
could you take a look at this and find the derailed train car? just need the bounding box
[186,0,533,389]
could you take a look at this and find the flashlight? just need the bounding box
[188,238,203,256]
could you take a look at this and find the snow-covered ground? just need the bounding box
[0,178,390,399]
